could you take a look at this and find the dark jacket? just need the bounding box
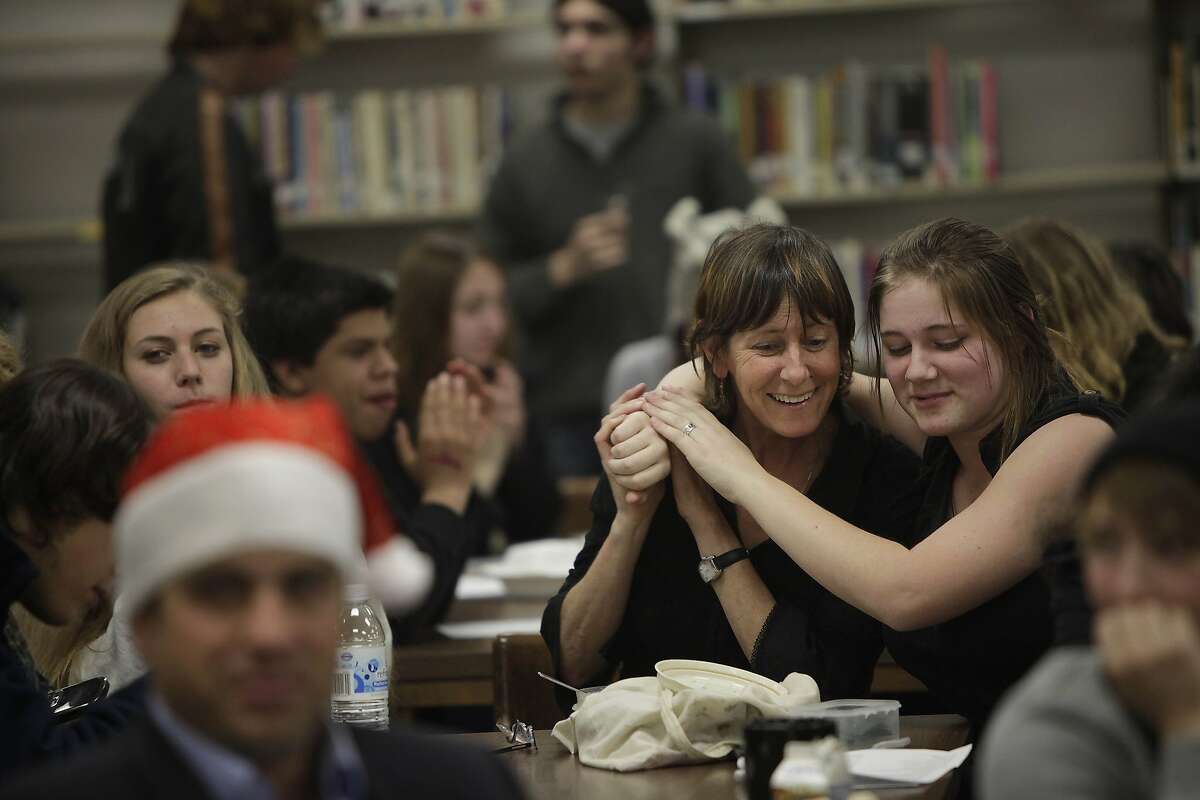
[0,534,148,782]
[479,82,756,419]
[0,716,524,800]
[541,403,923,712]
[101,59,281,290]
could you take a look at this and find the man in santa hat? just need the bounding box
[0,398,524,799]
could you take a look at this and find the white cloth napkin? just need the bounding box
[551,672,820,772]
[845,744,973,785]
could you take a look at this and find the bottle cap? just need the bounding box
[344,583,370,603]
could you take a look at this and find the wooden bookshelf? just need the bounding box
[1170,163,1200,182]
[673,0,1037,24]
[0,219,101,246]
[0,15,541,52]
[324,14,545,41]
[0,31,164,51]
[773,161,1168,208]
[0,162,1167,246]
[280,205,479,230]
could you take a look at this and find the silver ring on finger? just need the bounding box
[682,421,698,438]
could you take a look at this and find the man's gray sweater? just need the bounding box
[479,84,755,420]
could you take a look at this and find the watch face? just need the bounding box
[698,557,719,583]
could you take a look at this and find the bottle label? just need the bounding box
[332,645,389,700]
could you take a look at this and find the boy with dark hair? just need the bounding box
[243,261,488,633]
[244,257,397,440]
[0,360,155,780]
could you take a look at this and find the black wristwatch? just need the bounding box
[698,547,750,584]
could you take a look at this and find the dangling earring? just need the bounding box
[838,357,853,394]
[717,376,734,417]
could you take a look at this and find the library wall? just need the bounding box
[0,0,1170,362]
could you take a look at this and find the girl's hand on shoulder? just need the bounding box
[1096,603,1200,737]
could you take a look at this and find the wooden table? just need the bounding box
[461,714,968,800]
[391,594,545,710]
[392,592,927,712]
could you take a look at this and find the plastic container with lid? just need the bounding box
[791,699,901,750]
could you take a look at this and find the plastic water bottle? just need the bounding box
[331,584,390,730]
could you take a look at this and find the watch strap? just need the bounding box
[712,546,750,571]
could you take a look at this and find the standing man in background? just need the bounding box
[101,0,320,292]
[479,0,755,478]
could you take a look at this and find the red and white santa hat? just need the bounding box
[114,397,431,614]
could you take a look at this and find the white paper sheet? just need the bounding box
[454,573,506,600]
[472,536,585,579]
[437,616,543,639]
[845,744,973,785]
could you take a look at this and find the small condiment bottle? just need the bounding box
[768,735,850,800]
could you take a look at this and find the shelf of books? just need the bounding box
[236,83,513,226]
[672,0,1034,24]
[322,0,545,39]
[0,1,542,52]
[684,46,1007,202]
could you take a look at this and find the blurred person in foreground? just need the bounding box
[979,400,1200,800]
[101,0,321,290]
[0,360,154,781]
[0,399,521,800]
[478,0,755,478]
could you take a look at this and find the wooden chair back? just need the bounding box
[492,633,563,730]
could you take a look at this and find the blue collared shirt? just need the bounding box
[148,692,368,800]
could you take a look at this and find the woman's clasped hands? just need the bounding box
[602,383,763,509]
